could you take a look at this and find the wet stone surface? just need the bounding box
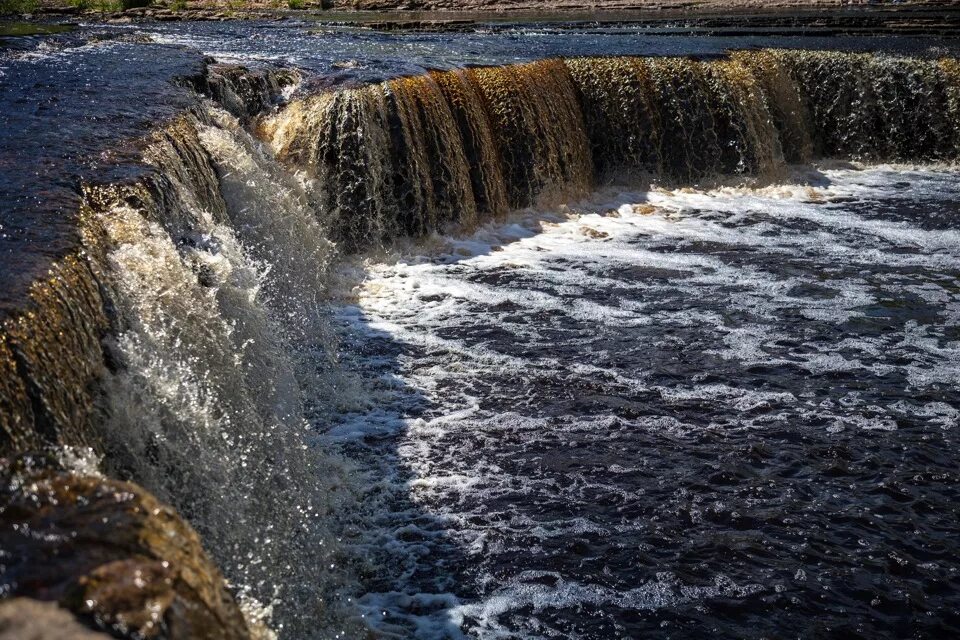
[0,457,250,639]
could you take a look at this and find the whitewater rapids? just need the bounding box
[329,165,960,639]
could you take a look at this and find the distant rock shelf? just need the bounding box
[11,0,960,28]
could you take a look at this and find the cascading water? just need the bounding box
[2,36,960,640]
[259,48,960,638]
[77,107,359,638]
[262,50,960,251]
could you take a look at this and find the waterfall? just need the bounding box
[1,48,959,639]
[470,60,595,208]
[430,68,510,221]
[78,107,357,638]
[260,74,482,252]
[262,50,960,250]
[0,253,108,452]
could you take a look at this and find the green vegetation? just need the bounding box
[0,0,38,15]
[287,0,305,8]
[67,0,151,11]
[170,0,187,10]
[0,20,75,32]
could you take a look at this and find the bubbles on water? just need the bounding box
[331,165,960,638]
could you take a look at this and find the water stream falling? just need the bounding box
[80,109,357,637]
[2,28,960,639]
[262,51,960,249]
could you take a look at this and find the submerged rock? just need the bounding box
[0,457,251,639]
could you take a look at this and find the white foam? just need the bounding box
[448,573,764,638]
[331,165,960,638]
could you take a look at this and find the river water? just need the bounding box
[330,165,960,638]
[3,16,952,305]
[3,17,960,640]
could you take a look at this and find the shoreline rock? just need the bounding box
[0,457,252,639]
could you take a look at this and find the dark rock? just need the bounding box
[0,459,251,640]
[33,5,81,15]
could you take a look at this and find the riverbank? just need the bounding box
[5,0,960,29]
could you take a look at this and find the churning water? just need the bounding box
[330,166,960,638]
[3,16,960,640]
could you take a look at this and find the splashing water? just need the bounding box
[3,39,960,639]
[83,108,360,638]
[330,165,960,639]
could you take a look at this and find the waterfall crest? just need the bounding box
[263,50,960,249]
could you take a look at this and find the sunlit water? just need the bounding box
[330,165,960,639]
[4,18,960,639]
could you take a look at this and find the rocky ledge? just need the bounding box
[0,456,253,639]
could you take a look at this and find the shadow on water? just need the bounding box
[320,168,960,639]
[321,206,613,635]
[326,302,477,638]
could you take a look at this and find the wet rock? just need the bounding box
[32,5,82,15]
[0,458,251,640]
[0,598,111,639]
[199,64,300,121]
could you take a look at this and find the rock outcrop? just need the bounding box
[0,457,251,639]
[0,598,112,640]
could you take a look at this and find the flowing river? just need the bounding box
[330,165,960,638]
[1,16,959,640]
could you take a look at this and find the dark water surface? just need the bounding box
[331,166,960,639]
[0,31,202,311]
